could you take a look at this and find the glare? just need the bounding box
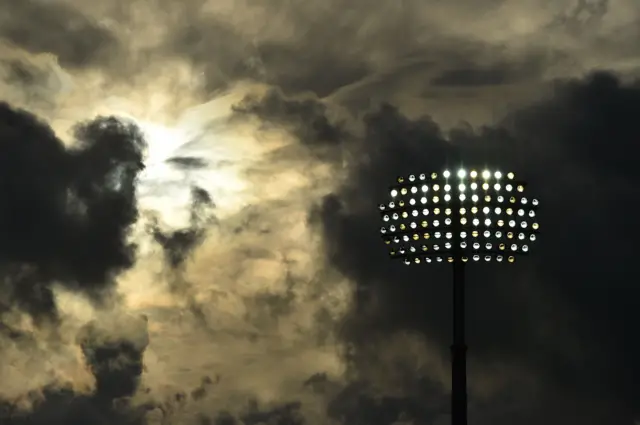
[458,169,466,178]
[482,170,491,179]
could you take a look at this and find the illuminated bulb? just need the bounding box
[421,185,428,192]
[443,170,451,178]
[383,215,390,221]
[507,172,515,179]
[433,184,440,191]
[470,170,478,178]
[409,198,416,205]
[485,255,491,262]
[419,173,426,180]
[458,169,466,178]
[433,196,439,203]
[482,170,491,179]
[431,173,438,179]
[401,188,407,195]
[459,184,466,192]
[482,183,490,190]
[484,219,491,226]
[411,186,418,194]
[470,182,478,190]
[421,197,427,204]
[495,171,502,179]
[495,207,502,214]
[444,194,452,202]
[494,183,501,191]
[459,194,466,201]
[444,184,451,192]
[391,189,398,197]
[409,174,416,181]
[483,206,490,214]
[471,194,479,203]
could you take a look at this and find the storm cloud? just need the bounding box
[1,0,640,424]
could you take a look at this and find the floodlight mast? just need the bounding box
[450,195,467,425]
[378,169,540,425]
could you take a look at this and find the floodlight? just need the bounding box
[378,167,540,425]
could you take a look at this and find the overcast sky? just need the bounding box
[0,0,639,424]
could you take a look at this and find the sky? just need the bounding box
[0,0,639,424]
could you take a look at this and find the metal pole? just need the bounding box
[451,259,467,425]
[450,197,468,425]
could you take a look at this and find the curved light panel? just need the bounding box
[379,169,540,265]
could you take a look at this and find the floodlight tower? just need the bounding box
[378,168,540,425]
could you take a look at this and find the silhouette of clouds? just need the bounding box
[2,1,640,424]
[0,103,145,322]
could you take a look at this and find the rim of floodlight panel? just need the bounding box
[378,168,540,265]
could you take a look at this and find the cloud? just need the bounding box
[2,1,640,424]
[0,0,118,69]
[0,102,145,322]
[232,88,346,146]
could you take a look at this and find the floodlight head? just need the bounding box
[379,168,540,265]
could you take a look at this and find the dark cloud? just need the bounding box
[0,102,145,322]
[233,88,346,146]
[76,314,150,399]
[166,156,209,170]
[0,0,118,68]
[151,186,214,269]
[314,71,640,424]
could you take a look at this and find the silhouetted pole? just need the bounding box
[451,208,467,425]
[451,259,467,425]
